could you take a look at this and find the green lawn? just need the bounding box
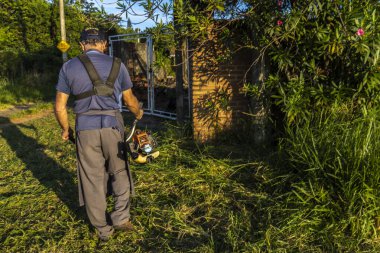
[0,112,269,252]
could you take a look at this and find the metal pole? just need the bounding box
[148,36,154,114]
[59,0,68,62]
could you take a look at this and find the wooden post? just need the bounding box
[174,0,184,123]
[175,41,185,123]
[59,0,68,62]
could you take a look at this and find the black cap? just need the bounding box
[80,28,106,42]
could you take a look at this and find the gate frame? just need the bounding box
[109,33,189,120]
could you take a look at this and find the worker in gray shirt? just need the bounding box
[55,28,143,241]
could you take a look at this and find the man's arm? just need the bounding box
[122,89,143,120]
[54,91,70,141]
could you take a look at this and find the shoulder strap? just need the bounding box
[105,57,121,87]
[75,55,121,101]
[77,54,103,86]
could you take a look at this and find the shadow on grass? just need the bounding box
[0,117,87,227]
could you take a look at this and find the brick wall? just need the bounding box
[190,40,255,142]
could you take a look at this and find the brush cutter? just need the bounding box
[67,105,159,164]
[124,118,159,164]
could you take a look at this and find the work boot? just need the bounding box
[114,220,135,232]
[97,225,114,242]
[96,235,111,249]
[99,235,110,242]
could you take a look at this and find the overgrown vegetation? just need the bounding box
[2,0,380,251]
[269,105,380,251]
[109,0,380,250]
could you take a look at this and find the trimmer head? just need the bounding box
[133,150,160,164]
[127,129,159,164]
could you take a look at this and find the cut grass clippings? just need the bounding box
[0,112,270,252]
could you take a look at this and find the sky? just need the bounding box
[88,0,171,31]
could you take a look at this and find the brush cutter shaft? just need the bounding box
[125,102,142,142]
[124,102,159,164]
[125,119,138,142]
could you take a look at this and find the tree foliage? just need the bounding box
[0,0,126,77]
[0,0,58,77]
[114,0,380,123]
[261,0,380,123]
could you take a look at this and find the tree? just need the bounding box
[127,17,132,28]
[0,0,127,77]
[84,0,380,121]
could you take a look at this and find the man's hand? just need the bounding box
[136,109,144,120]
[61,129,70,141]
[61,128,75,143]
[55,91,70,142]
[122,89,144,120]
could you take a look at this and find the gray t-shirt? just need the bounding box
[56,50,132,131]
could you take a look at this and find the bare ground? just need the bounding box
[0,105,171,131]
[0,105,54,128]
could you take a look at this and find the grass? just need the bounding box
[267,106,380,252]
[1,105,380,252]
[0,71,57,125]
[0,103,53,125]
[0,111,272,252]
[0,47,378,251]
[0,72,56,110]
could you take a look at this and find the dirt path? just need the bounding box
[0,105,33,117]
[0,106,54,128]
[0,105,171,130]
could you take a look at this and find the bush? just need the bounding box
[262,1,380,123]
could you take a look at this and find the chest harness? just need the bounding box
[74,53,124,133]
[75,54,121,101]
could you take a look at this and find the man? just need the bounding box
[55,28,143,241]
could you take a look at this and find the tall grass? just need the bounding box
[263,105,380,251]
[0,72,56,109]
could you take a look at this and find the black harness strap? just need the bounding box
[78,54,103,86]
[75,90,95,100]
[106,57,121,87]
[75,54,121,101]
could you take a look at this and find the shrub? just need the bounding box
[262,0,380,123]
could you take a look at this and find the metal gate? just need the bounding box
[109,33,190,120]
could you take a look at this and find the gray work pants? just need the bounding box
[76,127,131,238]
